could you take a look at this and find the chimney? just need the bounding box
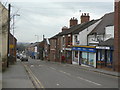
[81,13,90,23]
[70,17,78,27]
[62,26,69,32]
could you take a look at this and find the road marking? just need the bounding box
[49,67,56,70]
[56,84,60,86]
[39,65,43,67]
[26,65,44,88]
[23,64,44,88]
[30,65,34,67]
[77,77,101,86]
[59,70,71,76]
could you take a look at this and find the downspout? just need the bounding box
[87,34,89,46]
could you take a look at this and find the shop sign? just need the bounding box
[9,44,14,49]
[72,47,96,53]
[96,46,110,50]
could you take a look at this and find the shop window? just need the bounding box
[106,50,112,67]
[88,53,94,66]
[82,52,88,65]
[98,51,101,61]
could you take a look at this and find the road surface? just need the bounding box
[22,59,119,88]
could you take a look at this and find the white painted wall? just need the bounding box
[79,20,102,45]
[88,26,114,44]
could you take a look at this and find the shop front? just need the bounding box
[96,46,113,70]
[72,46,96,67]
[63,48,72,64]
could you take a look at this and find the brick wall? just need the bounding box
[114,0,120,72]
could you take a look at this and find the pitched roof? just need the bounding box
[71,19,100,34]
[98,38,114,47]
[89,12,114,35]
[52,19,99,37]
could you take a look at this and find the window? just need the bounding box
[88,53,94,66]
[62,37,65,46]
[82,52,88,65]
[68,37,71,45]
[75,35,78,42]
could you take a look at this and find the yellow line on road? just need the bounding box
[22,62,44,88]
[26,65,44,88]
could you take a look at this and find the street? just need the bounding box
[22,59,119,88]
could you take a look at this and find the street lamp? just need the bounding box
[35,35,39,42]
[12,14,20,57]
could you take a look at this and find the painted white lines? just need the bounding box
[59,70,71,76]
[77,77,101,86]
[39,65,43,67]
[56,83,60,86]
[30,65,34,67]
[49,67,56,70]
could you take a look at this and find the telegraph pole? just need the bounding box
[7,4,11,67]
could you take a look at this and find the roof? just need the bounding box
[49,32,62,39]
[89,12,114,35]
[98,38,114,47]
[71,19,100,34]
[50,19,100,39]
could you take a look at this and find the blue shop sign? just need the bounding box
[72,47,96,53]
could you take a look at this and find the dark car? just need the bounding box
[20,55,28,61]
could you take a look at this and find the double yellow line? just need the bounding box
[22,63,44,88]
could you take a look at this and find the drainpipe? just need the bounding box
[87,34,89,46]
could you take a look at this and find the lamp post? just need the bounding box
[35,35,39,42]
[12,14,20,61]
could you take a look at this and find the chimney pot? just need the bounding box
[81,13,90,23]
[70,17,78,27]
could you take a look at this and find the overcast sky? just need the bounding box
[2,0,114,43]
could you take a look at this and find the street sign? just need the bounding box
[9,44,14,49]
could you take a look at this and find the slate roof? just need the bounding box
[50,19,100,39]
[89,12,114,35]
[71,19,100,34]
[98,38,114,47]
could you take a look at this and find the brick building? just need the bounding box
[43,38,50,61]
[114,0,120,72]
[27,41,44,60]
[9,33,17,64]
[49,13,90,64]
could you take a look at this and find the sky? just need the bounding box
[1,0,114,43]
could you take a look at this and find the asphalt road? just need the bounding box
[22,59,119,88]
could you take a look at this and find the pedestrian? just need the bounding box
[61,55,65,63]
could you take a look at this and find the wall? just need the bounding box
[114,0,120,72]
[0,3,8,71]
[78,20,101,45]
[49,39,57,61]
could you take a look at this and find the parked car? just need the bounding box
[17,54,20,59]
[20,54,28,61]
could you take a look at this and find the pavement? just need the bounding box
[69,63,120,77]
[22,59,119,88]
[2,59,34,88]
